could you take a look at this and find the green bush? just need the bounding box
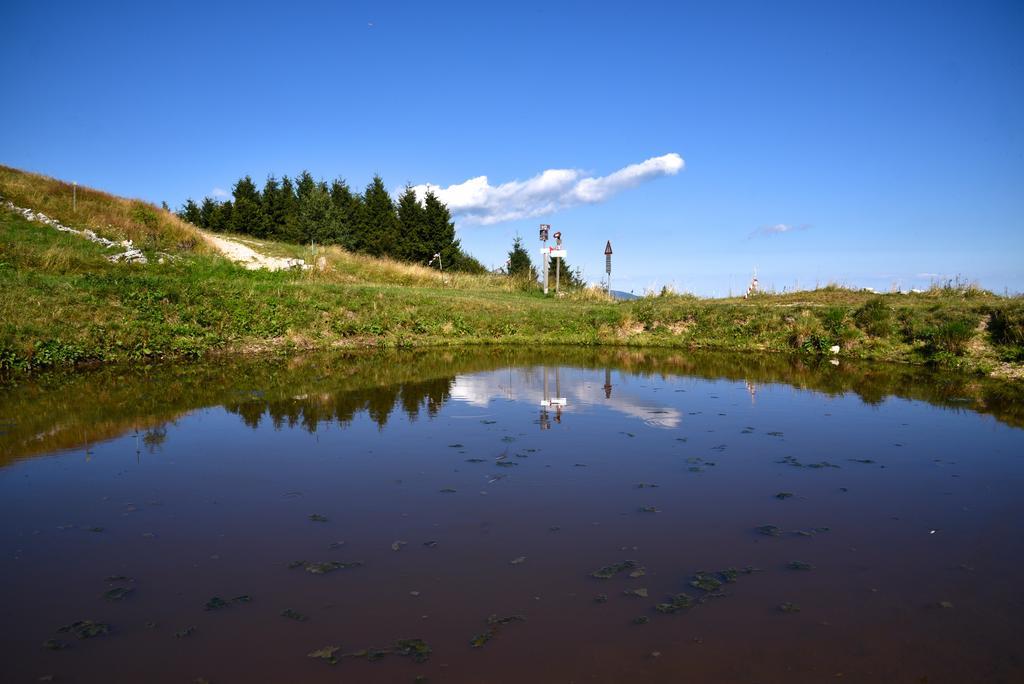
[854,298,893,337]
[924,319,975,356]
[819,307,847,338]
[989,306,1024,346]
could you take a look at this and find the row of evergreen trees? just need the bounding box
[177,172,485,272]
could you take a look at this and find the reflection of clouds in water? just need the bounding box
[450,368,680,428]
[568,385,680,428]
[449,374,521,407]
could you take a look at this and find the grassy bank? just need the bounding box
[2,166,1023,378]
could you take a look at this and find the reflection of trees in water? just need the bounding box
[3,346,1024,466]
[224,376,455,431]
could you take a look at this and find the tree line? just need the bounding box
[177,172,486,272]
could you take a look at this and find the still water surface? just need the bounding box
[1,349,1022,683]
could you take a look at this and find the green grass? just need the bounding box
[2,167,1023,379]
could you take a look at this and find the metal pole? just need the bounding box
[543,251,548,295]
[555,257,560,295]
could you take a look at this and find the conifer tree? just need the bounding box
[357,175,399,257]
[260,176,287,239]
[328,178,358,249]
[198,198,217,229]
[297,182,334,245]
[277,176,301,243]
[230,176,262,236]
[209,200,233,233]
[179,199,201,226]
[507,236,536,280]
[422,190,456,263]
[396,185,426,261]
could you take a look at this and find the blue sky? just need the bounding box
[2,0,1022,295]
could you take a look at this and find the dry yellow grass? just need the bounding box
[0,164,206,253]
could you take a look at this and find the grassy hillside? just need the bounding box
[1,165,1022,378]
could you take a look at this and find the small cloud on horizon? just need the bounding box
[412,153,684,226]
[749,223,811,238]
[211,187,229,199]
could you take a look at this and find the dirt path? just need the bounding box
[201,232,307,271]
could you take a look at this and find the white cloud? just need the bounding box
[412,153,684,225]
[750,223,811,238]
[211,187,229,199]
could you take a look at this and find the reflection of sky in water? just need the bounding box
[450,366,682,428]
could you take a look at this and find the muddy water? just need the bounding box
[1,349,1023,683]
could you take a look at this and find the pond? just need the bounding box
[1,348,1023,683]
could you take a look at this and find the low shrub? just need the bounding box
[854,298,893,336]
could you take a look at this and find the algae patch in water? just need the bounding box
[307,645,341,664]
[308,513,329,522]
[787,560,814,571]
[204,595,251,611]
[756,525,783,537]
[777,456,840,469]
[778,602,801,613]
[470,615,526,648]
[289,560,364,575]
[590,560,641,579]
[102,586,133,601]
[394,638,432,663]
[281,608,307,621]
[42,639,70,650]
[655,593,694,614]
[469,631,493,648]
[487,614,527,627]
[775,492,794,500]
[689,573,723,593]
[327,639,433,664]
[57,620,110,639]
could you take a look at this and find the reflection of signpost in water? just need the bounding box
[540,367,566,428]
[604,367,613,399]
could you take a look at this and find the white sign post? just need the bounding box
[539,224,550,295]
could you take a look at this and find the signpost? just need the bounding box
[604,240,613,293]
[539,225,567,296]
[539,224,550,295]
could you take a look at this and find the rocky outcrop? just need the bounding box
[2,198,148,263]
